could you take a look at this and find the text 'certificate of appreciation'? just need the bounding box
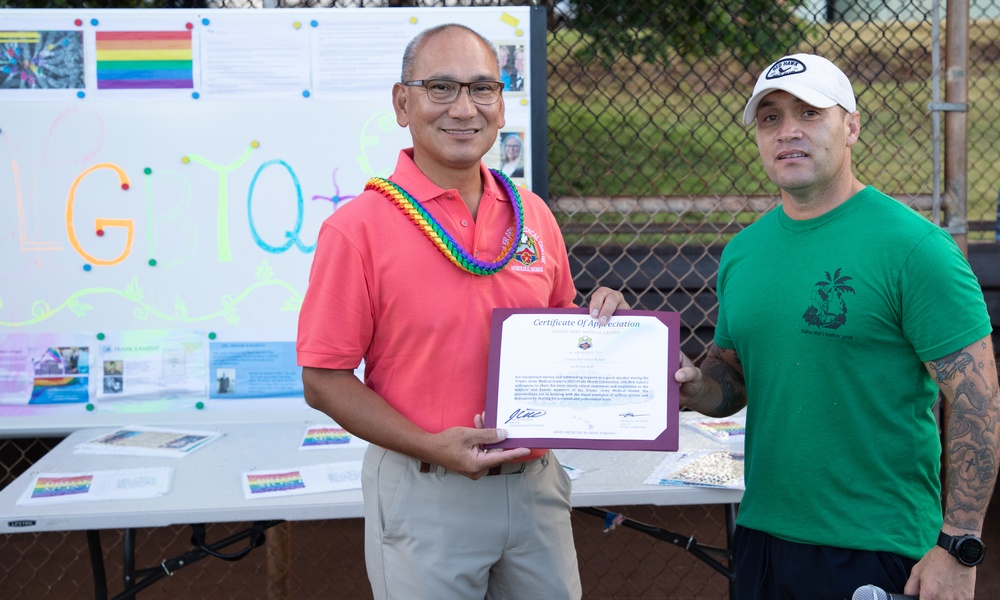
[485,308,679,451]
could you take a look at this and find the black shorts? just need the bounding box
[733,525,918,600]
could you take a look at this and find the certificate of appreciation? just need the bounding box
[484,308,680,451]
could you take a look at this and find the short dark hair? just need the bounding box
[400,24,500,82]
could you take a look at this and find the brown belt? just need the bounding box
[418,459,531,476]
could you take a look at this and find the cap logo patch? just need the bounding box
[765,58,806,80]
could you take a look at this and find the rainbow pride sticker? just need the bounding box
[31,475,93,499]
[246,471,305,495]
[302,427,351,447]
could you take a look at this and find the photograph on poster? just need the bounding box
[31,345,90,404]
[0,30,84,89]
[498,131,525,179]
[495,42,525,93]
[215,367,236,394]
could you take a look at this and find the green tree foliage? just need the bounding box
[569,0,812,66]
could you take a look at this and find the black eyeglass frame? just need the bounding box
[402,79,505,105]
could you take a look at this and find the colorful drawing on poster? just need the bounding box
[96,31,193,90]
[302,427,351,447]
[31,474,93,499]
[0,30,84,89]
[246,471,306,494]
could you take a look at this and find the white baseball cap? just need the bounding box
[742,53,857,126]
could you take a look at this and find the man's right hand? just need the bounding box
[675,351,707,407]
[429,416,530,479]
[674,345,747,417]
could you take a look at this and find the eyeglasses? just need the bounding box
[403,79,504,105]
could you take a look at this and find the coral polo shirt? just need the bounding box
[297,149,576,438]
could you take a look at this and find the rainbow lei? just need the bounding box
[364,169,524,276]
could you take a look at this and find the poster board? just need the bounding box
[0,7,546,436]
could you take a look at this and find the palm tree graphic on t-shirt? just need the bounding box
[802,268,855,329]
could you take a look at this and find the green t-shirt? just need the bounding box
[715,186,992,560]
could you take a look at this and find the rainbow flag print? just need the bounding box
[302,427,352,447]
[247,471,306,495]
[95,31,193,90]
[31,475,93,499]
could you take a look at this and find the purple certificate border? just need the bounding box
[484,308,680,451]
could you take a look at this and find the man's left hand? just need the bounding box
[587,286,629,324]
[904,545,976,599]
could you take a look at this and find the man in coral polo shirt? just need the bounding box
[296,24,626,600]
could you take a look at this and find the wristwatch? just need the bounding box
[937,531,986,567]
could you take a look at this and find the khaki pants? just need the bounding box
[362,446,581,600]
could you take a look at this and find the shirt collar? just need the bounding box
[389,149,508,204]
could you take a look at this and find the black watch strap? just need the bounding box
[937,531,986,567]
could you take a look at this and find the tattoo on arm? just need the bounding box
[701,345,747,417]
[927,338,1000,531]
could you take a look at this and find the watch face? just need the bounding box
[957,538,985,565]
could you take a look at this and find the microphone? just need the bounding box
[851,584,917,600]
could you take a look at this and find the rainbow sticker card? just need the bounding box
[242,461,361,500]
[683,415,746,443]
[299,423,368,450]
[17,467,173,505]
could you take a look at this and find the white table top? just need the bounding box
[0,414,743,534]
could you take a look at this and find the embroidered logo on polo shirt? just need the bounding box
[511,227,547,273]
[515,233,539,266]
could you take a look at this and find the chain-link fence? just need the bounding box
[545,0,1000,362]
[2,1,999,598]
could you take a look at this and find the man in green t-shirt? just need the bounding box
[675,53,1000,599]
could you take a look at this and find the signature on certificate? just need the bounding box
[505,408,547,425]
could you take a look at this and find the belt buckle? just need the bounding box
[419,460,528,476]
[488,461,528,476]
